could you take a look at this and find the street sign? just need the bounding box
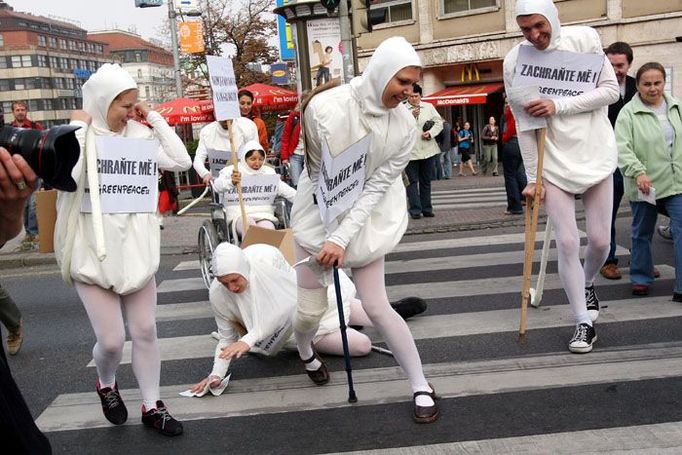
[73,68,92,79]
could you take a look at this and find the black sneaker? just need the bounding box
[568,323,597,354]
[141,400,183,436]
[96,381,128,425]
[585,285,599,322]
[391,297,427,320]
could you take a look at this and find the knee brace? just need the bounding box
[293,286,328,333]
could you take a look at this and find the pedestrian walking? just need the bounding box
[480,116,500,176]
[280,102,305,187]
[616,62,682,299]
[504,0,619,353]
[405,83,443,219]
[54,63,191,436]
[10,101,42,251]
[457,121,477,176]
[437,120,453,179]
[290,36,439,423]
[600,41,638,281]
[501,102,527,215]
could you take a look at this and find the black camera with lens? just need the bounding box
[0,125,81,192]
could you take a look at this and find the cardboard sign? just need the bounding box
[514,46,604,99]
[240,226,295,266]
[206,55,240,121]
[35,189,57,253]
[207,148,231,178]
[506,85,548,132]
[81,137,159,214]
[315,134,370,230]
[222,174,280,206]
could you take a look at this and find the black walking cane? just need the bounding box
[333,265,358,403]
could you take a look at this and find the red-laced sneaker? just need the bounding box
[96,380,128,425]
[141,400,183,436]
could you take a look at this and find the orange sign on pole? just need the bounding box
[179,21,204,54]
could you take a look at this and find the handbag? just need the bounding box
[422,120,434,132]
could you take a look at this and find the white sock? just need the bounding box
[142,399,158,411]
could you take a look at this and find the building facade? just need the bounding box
[89,30,175,106]
[358,0,682,158]
[0,1,110,127]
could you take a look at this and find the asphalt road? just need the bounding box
[3,216,682,454]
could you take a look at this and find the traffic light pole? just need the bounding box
[167,0,184,98]
[338,0,355,81]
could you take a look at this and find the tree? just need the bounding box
[178,0,279,92]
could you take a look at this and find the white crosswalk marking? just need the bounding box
[37,213,682,453]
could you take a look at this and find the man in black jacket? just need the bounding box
[600,42,637,280]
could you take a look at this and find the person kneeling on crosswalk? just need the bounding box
[191,243,429,394]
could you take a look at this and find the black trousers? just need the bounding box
[501,138,527,213]
[406,155,437,216]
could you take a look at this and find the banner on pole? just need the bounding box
[206,55,240,121]
[179,21,204,54]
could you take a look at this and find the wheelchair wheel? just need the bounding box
[198,219,220,289]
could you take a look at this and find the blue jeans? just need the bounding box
[605,169,624,265]
[405,155,436,216]
[23,190,38,236]
[288,154,304,188]
[441,150,453,179]
[630,194,682,293]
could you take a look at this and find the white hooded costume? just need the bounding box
[192,118,259,179]
[207,243,354,379]
[503,0,619,194]
[291,36,421,267]
[54,63,191,294]
[213,140,296,225]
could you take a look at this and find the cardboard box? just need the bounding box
[35,189,58,253]
[240,226,295,265]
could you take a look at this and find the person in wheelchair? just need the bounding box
[213,140,296,238]
[193,118,258,186]
[190,242,427,394]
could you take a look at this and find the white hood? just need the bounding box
[516,0,562,51]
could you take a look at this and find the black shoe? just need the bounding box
[422,212,435,218]
[568,323,597,354]
[141,400,183,436]
[413,384,439,424]
[585,285,599,322]
[410,213,422,220]
[96,381,128,425]
[391,297,427,320]
[302,344,330,385]
[673,292,682,303]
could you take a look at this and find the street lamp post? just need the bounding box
[167,0,184,98]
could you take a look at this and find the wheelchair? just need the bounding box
[197,182,291,289]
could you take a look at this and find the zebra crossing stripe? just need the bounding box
[97,291,678,366]
[39,342,682,433]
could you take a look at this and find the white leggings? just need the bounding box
[314,298,372,356]
[544,178,612,325]
[294,244,430,393]
[74,278,160,406]
[234,217,275,238]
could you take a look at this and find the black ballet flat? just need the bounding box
[302,345,330,385]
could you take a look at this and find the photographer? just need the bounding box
[0,147,52,453]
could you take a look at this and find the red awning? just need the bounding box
[422,82,504,107]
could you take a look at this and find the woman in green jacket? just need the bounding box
[616,62,682,299]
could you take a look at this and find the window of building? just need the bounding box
[43,99,53,111]
[372,0,413,23]
[442,0,498,15]
[38,35,47,47]
[2,102,11,114]
[145,86,151,99]
[11,55,32,68]
[77,41,85,51]
[0,80,9,91]
[0,34,4,47]
[59,39,67,49]
[0,57,7,69]
[54,78,64,89]
[49,56,57,68]
[69,59,78,70]
[37,55,48,67]
[65,78,75,89]
[48,36,57,48]
[137,69,143,79]
[135,52,142,62]
[14,79,25,90]
[59,57,68,69]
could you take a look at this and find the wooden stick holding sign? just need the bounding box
[205,55,247,235]
[519,127,546,343]
[227,121,249,235]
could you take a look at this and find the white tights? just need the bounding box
[314,298,372,356]
[234,217,275,238]
[293,244,431,397]
[544,178,612,326]
[74,278,160,408]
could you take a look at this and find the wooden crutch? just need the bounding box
[227,120,249,235]
[519,127,546,343]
